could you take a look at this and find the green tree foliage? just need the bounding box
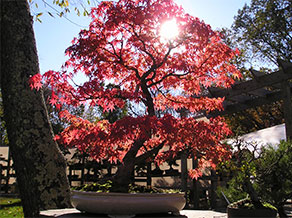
[217,140,261,208]
[0,93,8,146]
[233,0,292,68]
[225,102,284,135]
[223,0,291,134]
[28,0,96,22]
[255,141,292,217]
[217,140,292,217]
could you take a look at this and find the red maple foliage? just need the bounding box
[31,0,240,186]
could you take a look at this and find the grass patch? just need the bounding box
[0,197,23,218]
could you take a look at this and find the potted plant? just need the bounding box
[217,139,279,218]
[71,181,186,216]
[30,0,240,216]
[227,198,277,218]
[255,140,292,218]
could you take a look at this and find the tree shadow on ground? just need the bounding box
[0,201,22,209]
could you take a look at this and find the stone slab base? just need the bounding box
[40,208,227,218]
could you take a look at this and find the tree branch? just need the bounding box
[134,140,166,164]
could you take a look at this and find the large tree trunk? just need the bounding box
[1,1,71,217]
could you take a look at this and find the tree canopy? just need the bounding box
[31,0,240,182]
[232,0,292,69]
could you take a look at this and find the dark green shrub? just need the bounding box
[216,142,258,205]
[255,140,292,217]
[217,176,248,203]
[217,140,292,217]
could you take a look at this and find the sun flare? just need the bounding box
[160,19,179,41]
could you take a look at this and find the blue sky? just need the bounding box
[33,0,250,75]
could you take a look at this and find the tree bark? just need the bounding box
[243,178,263,209]
[1,1,71,217]
[277,205,288,218]
[112,138,165,191]
[112,139,144,191]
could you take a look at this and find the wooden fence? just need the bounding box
[0,149,227,209]
[66,154,227,209]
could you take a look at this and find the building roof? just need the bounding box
[240,123,286,146]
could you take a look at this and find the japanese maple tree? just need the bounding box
[31,0,240,189]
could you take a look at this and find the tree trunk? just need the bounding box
[1,1,71,217]
[112,139,144,191]
[112,160,135,192]
[112,139,165,191]
[277,205,288,218]
[243,178,263,209]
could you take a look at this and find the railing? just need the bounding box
[0,152,16,194]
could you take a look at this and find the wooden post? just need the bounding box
[192,157,199,209]
[146,162,151,186]
[107,165,112,177]
[5,148,11,193]
[81,155,85,185]
[68,165,72,186]
[281,80,292,140]
[0,164,2,192]
[278,60,292,140]
[180,152,188,192]
[210,170,217,209]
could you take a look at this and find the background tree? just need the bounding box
[232,0,292,68]
[222,0,291,134]
[1,1,72,217]
[225,102,285,135]
[217,140,264,209]
[31,0,240,190]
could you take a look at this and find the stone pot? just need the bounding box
[227,206,277,218]
[71,190,186,217]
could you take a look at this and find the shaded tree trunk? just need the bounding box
[112,140,144,192]
[277,204,288,218]
[1,1,71,217]
[243,178,263,209]
[112,139,165,191]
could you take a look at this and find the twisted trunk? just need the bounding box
[112,138,166,191]
[111,75,158,191]
[112,139,145,191]
[243,177,264,209]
